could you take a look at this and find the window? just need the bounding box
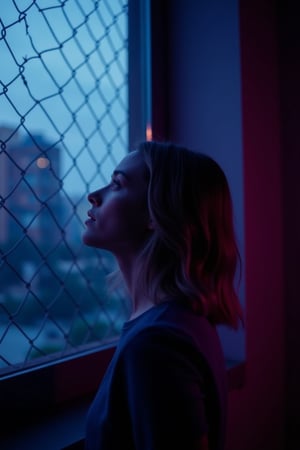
[0,0,131,378]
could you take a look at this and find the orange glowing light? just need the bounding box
[36,157,50,169]
[146,123,152,141]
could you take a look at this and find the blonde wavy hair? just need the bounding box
[136,141,243,330]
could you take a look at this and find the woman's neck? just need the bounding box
[116,253,155,320]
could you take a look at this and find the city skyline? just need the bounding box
[0,0,128,195]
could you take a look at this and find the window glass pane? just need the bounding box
[0,0,129,375]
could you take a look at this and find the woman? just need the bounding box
[82,141,243,450]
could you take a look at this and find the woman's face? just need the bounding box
[82,151,150,257]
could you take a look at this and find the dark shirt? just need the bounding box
[85,299,227,450]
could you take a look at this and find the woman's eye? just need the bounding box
[111,178,121,189]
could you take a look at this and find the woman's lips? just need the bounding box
[85,211,96,226]
[85,218,94,226]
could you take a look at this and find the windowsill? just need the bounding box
[1,359,245,450]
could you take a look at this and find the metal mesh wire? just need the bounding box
[0,0,130,376]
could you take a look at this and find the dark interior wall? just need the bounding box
[151,0,291,449]
[279,1,300,448]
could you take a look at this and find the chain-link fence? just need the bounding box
[0,0,130,376]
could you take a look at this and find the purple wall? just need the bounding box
[228,1,285,449]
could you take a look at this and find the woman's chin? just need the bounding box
[81,232,94,247]
[82,232,107,250]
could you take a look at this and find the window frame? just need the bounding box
[0,0,149,434]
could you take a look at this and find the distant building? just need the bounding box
[0,126,62,250]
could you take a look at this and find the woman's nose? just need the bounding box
[88,189,102,206]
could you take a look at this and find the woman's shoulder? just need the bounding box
[119,299,223,368]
